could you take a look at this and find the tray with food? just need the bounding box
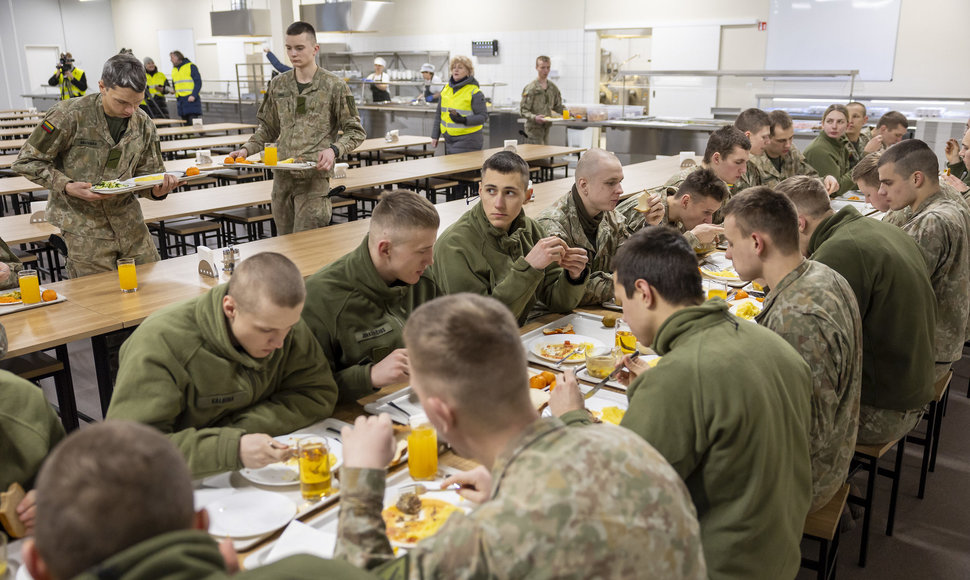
[90,179,136,194]
[698,251,747,287]
[91,170,208,195]
[220,156,316,171]
[244,465,472,568]
[519,312,619,370]
[540,383,629,425]
[0,287,66,315]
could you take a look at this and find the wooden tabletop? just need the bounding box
[0,138,26,152]
[0,154,17,170]
[0,109,34,114]
[157,123,257,139]
[0,119,39,128]
[0,126,35,138]
[353,135,432,154]
[0,176,44,196]
[0,112,42,120]
[152,118,187,127]
[0,300,124,357]
[160,134,255,154]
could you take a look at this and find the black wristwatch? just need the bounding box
[329,145,340,159]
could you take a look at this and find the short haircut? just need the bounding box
[575,148,618,181]
[768,109,794,135]
[735,108,771,134]
[227,252,306,311]
[404,294,532,427]
[876,110,908,131]
[371,189,440,234]
[775,176,832,219]
[481,150,530,190]
[846,101,867,116]
[101,53,148,93]
[722,186,800,255]
[614,227,704,307]
[536,55,550,66]
[851,151,883,186]
[675,167,728,202]
[170,50,185,62]
[703,126,751,164]
[34,421,195,579]
[450,55,474,77]
[286,20,317,39]
[878,139,939,184]
[823,104,849,123]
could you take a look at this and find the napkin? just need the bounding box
[263,520,337,564]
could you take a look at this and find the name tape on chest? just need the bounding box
[197,392,246,408]
[355,323,394,343]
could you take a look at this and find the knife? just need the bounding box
[584,351,641,400]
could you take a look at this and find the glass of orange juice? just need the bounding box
[562,108,570,120]
[707,281,728,301]
[117,258,138,293]
[18,269,41,304]
[615,319,636,355]
[298,436,333,501]
[407,414,438,480]
[264,142,278,166]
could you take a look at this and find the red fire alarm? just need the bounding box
[758,21,767,31]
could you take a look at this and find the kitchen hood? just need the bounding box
[300,1,393,33]
[210,0,272,37]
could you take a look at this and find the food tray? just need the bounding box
[698,251,747,287]
[243,465,469,569]
[0,288,67,315]
[91,171,211,195]
[519,312,618,371]
[220,160,316,171]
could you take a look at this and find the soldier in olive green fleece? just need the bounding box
[804,132,855,196]
[302,236,440,403]
[107,282,339,477]
[0,236,24,290]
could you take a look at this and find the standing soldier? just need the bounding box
[140,57,170,119]
[169,50,202,125]
[14,54,180,278]
[230,21,365,234]
[520,55,563,145]
[48,52,87,100]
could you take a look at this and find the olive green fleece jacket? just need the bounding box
[0,370,66,491]
[430,201,588,326]
[948,159,969,188]
[809,206,936,411]
[565,300,813,580]
[804,132,855,195]
[302,236,441,403]
[107,284,339,478]
[72,529,379,580]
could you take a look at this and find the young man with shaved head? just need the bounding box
[431,151,589,325]
[107,253,339,477]
[722,187,862,513]
[302,190,441,402]
[537,148,650,305]
[335,293,706,579]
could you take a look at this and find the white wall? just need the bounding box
[0,0,117,110]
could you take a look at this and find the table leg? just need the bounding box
[157,220,169,260]
[91,334,114,417]
[53,344,80,431]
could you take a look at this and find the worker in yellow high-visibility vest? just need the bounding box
[169,50,203,125]
[48,52,87,100]
[432,55,487,155]
[139,57,171,119]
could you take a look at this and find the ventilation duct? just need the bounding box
[299,1,393,33]
[210,0,272,37]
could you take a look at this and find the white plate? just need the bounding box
[131,171,184,186]
[383,483,470,548]
[205,490,297,538]
[90,180,135,194]
[529,334,606,363]
[0,291,22,305]
[729,298,763,321]
[239,435,343,487]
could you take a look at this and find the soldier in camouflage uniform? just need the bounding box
[722,187,862,513]
[741,110,842,195]
[519,56,563,145]
[0,237,24,290]
[843,102,873,168]
[335,294,707,579]
[13,54,179,278]
[232,22,366,234]
[943,128,970,194]
[536,149,634,305]
[878,141,970,381]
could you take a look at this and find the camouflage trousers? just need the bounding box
[524,121,550,145]
[855,404,922,446]
[62,226,160,279]
[271,170,333,235]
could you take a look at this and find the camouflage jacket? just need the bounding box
[947,159,969,188]
[616,190,708,250]
[844,126,873,167]
[335,417,707,579]
[882,180,969,228]
[244,67,366,176]
[662,164,739,224]
[0,237,23,290]
[520,79,563,132]
[741,149,819,190]
[536,186,630,305]
[899,191,970,363]
[12,93,166,238]
[756,260,863,512]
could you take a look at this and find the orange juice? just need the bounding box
[563,109,570,120]
[117,261,138,293]
[407,420,438,480]
[264,143,278,166]
[298,437,333,500]
[615,330,637,355]
[707,288,728,300]
[18,270,41,304]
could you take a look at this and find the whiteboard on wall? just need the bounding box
[650,25,720,119]
[25,45,61,95]
[765,0,902,81]
[158,29,196,76]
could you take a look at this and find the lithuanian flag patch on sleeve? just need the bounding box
[41,120,56,134]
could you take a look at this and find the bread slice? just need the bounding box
[0,482,27,538]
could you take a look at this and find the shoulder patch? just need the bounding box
[41,120,56,134]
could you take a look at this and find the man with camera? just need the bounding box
[48,52,87,100]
